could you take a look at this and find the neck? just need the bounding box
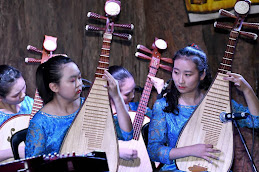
[179,90,204,106]
[43,96,81,116]
[0,102,21,114]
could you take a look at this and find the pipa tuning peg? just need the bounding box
[135,52,152,61]
[242,22,259,30]
[240,31,258,40]
[159,64,172,72]
[214,21,232,30]
[161,57,173,64]
[85,25,105,32]
[113,23,134,30]
[137,44,152,54]
[219,9,236,19]
[113,33,132,40]
[87,12,107,20]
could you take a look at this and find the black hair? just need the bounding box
[0,65,22,98]
[164,44,212,114]
[36,55,74,104]
[108,65,134,87]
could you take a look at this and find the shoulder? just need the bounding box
[153,97,167,108]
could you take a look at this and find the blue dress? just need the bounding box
[25,97,133,157]
[0,96,34,126]
[129,102,152,118]
[147,98,259,171]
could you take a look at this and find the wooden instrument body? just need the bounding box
[176,73,233,172]
[118,39,172,172]
[60,32,119,172]
[175,6,251,170]
[0,114,31,163]
[60,77,119,172]
[118,112,152,172]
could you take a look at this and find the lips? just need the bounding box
[76,90,82,94]
[177,86,186,89]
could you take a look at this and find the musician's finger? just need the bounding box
[206,153,220,161]
[202,156,213,163]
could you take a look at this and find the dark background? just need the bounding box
[0,1,258,171]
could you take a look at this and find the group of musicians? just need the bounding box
[0,43,259,171]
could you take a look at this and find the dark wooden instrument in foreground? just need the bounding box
[176,1,258,171]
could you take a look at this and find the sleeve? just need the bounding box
[113,115,133,141]
[232,100,259,128]
[25,115,46,158]
[147,99,173,164]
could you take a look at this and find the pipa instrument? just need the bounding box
[0,35,58,163]
[59,1,133,172]
[176,1,258,171]
[118,38,172,172]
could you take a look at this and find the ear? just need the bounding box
[49,83,59,93]
[200,69,206,81]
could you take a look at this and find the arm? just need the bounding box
[0,149,15,161]
[224,72,259,116]
[148,99,220,164]
[103,70,132,132]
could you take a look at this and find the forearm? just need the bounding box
[244,88,259,116]
[0,149,13,161]
[169,146,193,160]
[113,95,133,132]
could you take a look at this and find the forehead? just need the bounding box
[8,77,25,95]
[174,58,197,71]
[60,62,80,77]
[120,77,135,92]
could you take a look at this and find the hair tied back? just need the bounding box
[189,43,201,50]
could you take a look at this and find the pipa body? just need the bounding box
[176,25,245,171]
[60,33,119,172]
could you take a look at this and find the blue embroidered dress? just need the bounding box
[147,98,259,171]
[25,98,84,157]
[25,97,133,157]
[0,96,33,126]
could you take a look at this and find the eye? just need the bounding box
[185,73,191,77]
[173,70,179,74]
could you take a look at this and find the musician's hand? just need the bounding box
[119,148,138,160]
[148,75,164,94]
[191,144,220,163]
[103,70,120,99]
[223,72,253,94]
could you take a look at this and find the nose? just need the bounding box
[20,92,26,100]
[130,92,135,100]
[76,78,83,88]
[179,74,184,84]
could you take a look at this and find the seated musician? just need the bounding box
[0,65,33,161]
[147,44,259,171]
[25,56,135,160]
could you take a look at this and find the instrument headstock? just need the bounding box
[214,0,258,40]
[25,35,66,64]
[135,38,172,72]
[85,0,133,40]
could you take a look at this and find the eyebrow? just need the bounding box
[12,84,26,97]
[68,72,81,79]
